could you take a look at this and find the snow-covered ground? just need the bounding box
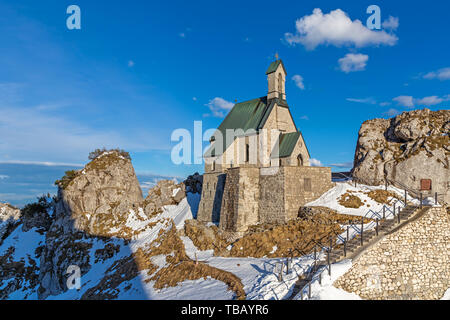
[306,182,414,217]
[4,183,445,300]
[293,259,361,300]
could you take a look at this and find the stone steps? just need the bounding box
[289,205,421,300]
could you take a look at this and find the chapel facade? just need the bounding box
[197,59,333,233]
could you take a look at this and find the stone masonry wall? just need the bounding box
[284,167,333,220]
[220,168,260,233]
[197,172,226,223]
[335,207,450,300]
[259,167,286,224]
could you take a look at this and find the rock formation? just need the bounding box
[0,203,21,244]
[352,109,449,204]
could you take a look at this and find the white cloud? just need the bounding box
[423,67,450,81]
[128,60,135,67]
[179,32,186,38]
[299,115,309,120]
[292,75,305,89]
[382,16,399,31]
[379,102,392,106]
[192,97,197,101]
[285,8,398,50]
[383,108,401,117]
[392,95,414,107]
[0,160,83,167]
[205,97,235,117]
[346,97,376,104]
[0,105,159,165]
[393,95,449,107]
[0,175,9,180]
[310,158,323,167]
[330,162,353,168]
[415,96,444,106]
[338,53,369,73]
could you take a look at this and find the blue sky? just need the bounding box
[0,0,449,206]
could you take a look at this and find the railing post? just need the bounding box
[393,202,396,218]
[308,282,311,299]
[344,238,347,257]
[278,262,283,281]
[360,217,364,245]
[385,181,387,191]
[404,190,407,205]
[420,193,423,209]
[346,225,350,242]
[286,257,290,274]
[383,206,385,219]
[314,246,317,262]
[329,237,333,253]
[327,249,331,276]
[398,207,401,223]
[376,218,379,236]
[435,192,438,205]
[319,272,322,285]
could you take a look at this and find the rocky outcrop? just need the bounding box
[184,172,203,194]
[38,150,145,299]
[143,180,185,217]
[0,203,21,243]
[352,109,449,204]
[53,151,143,235]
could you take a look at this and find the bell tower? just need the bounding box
[266,55,287,100]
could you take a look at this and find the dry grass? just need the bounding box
[184,220,229,255]
[184,207,374,259]
[229,219,342,258]
[366,190,400,204]
[150,261,246,300]
[339,192,364,208]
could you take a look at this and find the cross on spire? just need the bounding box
[275,52,279,60]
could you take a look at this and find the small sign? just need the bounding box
[420,179,432,191]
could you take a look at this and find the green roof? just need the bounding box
[265,59,286,75]
[204,97,269,157]
[271,131,300,158]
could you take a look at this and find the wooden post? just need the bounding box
[435,192,438,205]
[308,281,311,299]
[346,225,349,242]
[319,272,322,285]
[404,190,407,205]
[383,206,385,219]
[360,217,364,246]
[398,207,401,223]
[393,202,396,218]
[376,218,379,236]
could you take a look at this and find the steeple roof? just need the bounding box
[265,59,287,75]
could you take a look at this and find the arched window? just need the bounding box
[297,154,304,166]
[245,144,249,163]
